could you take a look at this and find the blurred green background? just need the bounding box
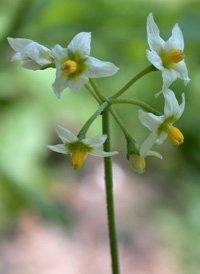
[0,0,200,273]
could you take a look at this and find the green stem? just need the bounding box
[110,64,157,99]
[109,99,161,115]
[102,108,120,274]
[89,78,106,101]
[77,101,108,139]
[85,83,101,104]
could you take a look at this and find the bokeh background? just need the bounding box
[0,0,200,273]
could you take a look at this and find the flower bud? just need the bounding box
[129,153,146,174]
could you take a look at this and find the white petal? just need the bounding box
[89,148,118,157]
[47,144,68,154]
[56,124,78,143]
[52,71,69,98]
[20,60,42,70]
[67,74,89,92]
[139,109,164,131]
[82,135,107,148]
[164,24,184,52]
[173,61,190,85]
[140,131,158,157]
[146,13,165,53]
[146,49,163,70]
[7,37,33,52]
[51,44,69,65]
[146,150,163,159]
[175,93,185,120]
[68,32,91,56]
[161,68,178,91]
[85,57,119,78]
[156,131,168,144]
[22,43,52,66]
[163,89,179,117]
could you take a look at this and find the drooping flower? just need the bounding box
[7,37,53,70]
[146,13,190,96]
[139,89,185,157]
[50,32,119,98]
[129,150,162,174]
[47,124,118,170]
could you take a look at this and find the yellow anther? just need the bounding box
[61,60,77,75]
[142,158,146,169]
[169,50,185,63]
[71,150,85,170]
[168,127,184,146]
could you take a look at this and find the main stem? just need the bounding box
[102,108,120,274]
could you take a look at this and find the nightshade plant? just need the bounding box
[8,13,190,274]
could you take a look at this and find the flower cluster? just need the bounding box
[7,13,190,173]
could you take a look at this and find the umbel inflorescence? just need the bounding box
[8,13,190,174]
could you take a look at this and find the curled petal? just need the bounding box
[173,61,190,85]
[161,68,178,91]
[147,13,165,53]
[164,24,184,52]
[163,89,180,117]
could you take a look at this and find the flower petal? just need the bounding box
[139,109,164,131]
[146,49,163,70]
[85,56,119,78]
[140,131,158,157]
[7,37,33,52]
[146,13,165,53]
[67,74,89,93]
[146,150,163,159]
[68,32,91,56]
[173,61,190,85]
[47,144,68,154]
[164,24,184,52]
[89,148,118,157]
[163,89,180,117]
[20,60,42,70]
[56,124,78,143]
[52,71,69,98]
[51,44,68,66]
[161,68,178,91]
[82,135,107,148]
[155,131,168,144]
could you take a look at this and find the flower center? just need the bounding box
[61,60,77,75]
[129,153,146,174]
[168,127,184,146]
[71,150,85,170]
[161,49,185,68]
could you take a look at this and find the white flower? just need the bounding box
[146,13,190,96]
[50,32,119,98]
[139,89,185,157]
[7,37,53,70]
[129,150,162,174]
[47,124,118,170]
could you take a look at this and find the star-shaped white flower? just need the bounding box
[50,32,119,98]
[146,13,190,96]
[7,37,53,70]
[139,89,185,157]
[47,124,118,170]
